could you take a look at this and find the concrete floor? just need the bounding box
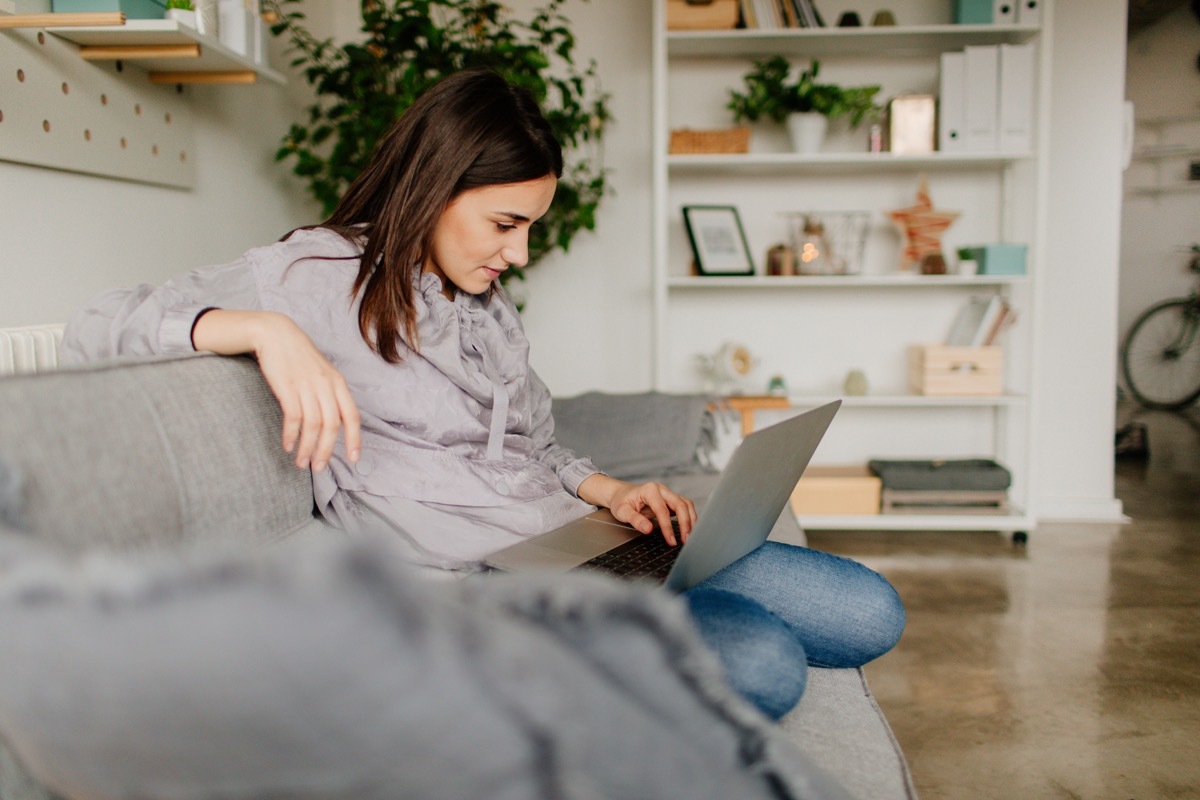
[807,405,1200,800]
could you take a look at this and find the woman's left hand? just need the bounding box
[577,474,698,546]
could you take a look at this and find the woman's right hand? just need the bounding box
[192,309,361,472]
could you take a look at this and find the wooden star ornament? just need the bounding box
[888,175,960,273]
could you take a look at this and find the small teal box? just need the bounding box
[954,0,992,24]
[962,244,1028,275]
[51,0,165,19]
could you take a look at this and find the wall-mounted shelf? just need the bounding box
[1131,144,1200,162]
[666,23,1040,58]
[667,151,1031,174]
[0,12,282,84]
[787,393,1028,408]
[1127,182,1200,197]
[47,18,284,84]
[667,274,1028,289]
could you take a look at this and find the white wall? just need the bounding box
[1121,5,1200,352]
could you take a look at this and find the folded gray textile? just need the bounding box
[867,459,1012,491]
[551,391,718,483]
[0,535,849,800]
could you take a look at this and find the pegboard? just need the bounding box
[0,25,195,188]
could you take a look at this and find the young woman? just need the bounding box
[62,68,904,720]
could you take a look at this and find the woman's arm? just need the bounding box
[524,370,697,546]
[62,253,360,473]
[191,310,361,473]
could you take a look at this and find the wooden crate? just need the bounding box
[908,344,1003,396]
[666,0,739,30]
[669,126,750,154]
[790,465,882,516]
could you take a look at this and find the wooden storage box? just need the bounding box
[908,344,1003,396]
[790,466,882,516]
[669,126,750,154]
[667,0,740,30]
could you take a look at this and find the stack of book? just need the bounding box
[741,0,826,29]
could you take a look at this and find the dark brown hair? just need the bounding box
[319,68,563,363]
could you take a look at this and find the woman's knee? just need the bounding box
[684,588,807,721]
[702,542,906,669]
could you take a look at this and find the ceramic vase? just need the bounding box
[786,112,828,154]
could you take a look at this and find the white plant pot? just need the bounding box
[786,112,828,154]
[194,0,219,36]
[165,8,197,29]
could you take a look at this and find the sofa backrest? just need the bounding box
[0,353,327,554]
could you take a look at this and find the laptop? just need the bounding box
[485,399,841,593]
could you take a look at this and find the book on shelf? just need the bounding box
[945,296,1013,347]
[739,0,757,28]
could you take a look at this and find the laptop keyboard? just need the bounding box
[579,525,682,583]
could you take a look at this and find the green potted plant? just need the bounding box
[727,55,880,153]
[263,0,611,299]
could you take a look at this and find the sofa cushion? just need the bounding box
[0,354,334,554]
[0,536,851,800]
[551,391,717,482]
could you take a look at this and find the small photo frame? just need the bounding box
[682,205,755,276]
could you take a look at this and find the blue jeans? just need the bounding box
[683,541,905,720]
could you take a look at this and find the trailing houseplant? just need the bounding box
[263,0,611,293]
[726,55,880,153]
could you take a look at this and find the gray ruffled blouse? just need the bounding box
[61,227,599,571]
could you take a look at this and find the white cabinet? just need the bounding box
[650,1,1047,535]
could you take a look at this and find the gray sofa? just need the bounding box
[0,353,916,800]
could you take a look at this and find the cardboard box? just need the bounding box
[666,0,739,30]
[52,0,164,18]
[909,344,1003,395]
[960,244,1027,275]
[790,466,882,516]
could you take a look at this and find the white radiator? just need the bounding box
[0,324,66,377]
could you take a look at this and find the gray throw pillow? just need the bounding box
[0,537,847,800]
[551,391,718,482]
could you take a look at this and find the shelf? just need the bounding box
[784,394,1028,408]
[667,150,1032,173]
[1127,182,1200,197]
[796,511,1034,532]
[666,24,1040,58]
[1131,144,1200,162]
[667,274,1028,289]
[1134,113,1200,129]
[45,18,284,84]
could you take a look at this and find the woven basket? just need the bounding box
[669,126,751,154]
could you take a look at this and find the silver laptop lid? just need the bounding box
[663,399,840,592]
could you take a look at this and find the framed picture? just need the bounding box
[682,205,755,276]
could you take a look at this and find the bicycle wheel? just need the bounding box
[1121,297,1200,410]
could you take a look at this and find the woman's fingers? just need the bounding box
[334,377,362,464]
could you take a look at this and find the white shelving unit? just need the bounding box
[651,2,1046,537]
[1126,113,1200,197]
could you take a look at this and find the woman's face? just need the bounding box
[424,174,557,299]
